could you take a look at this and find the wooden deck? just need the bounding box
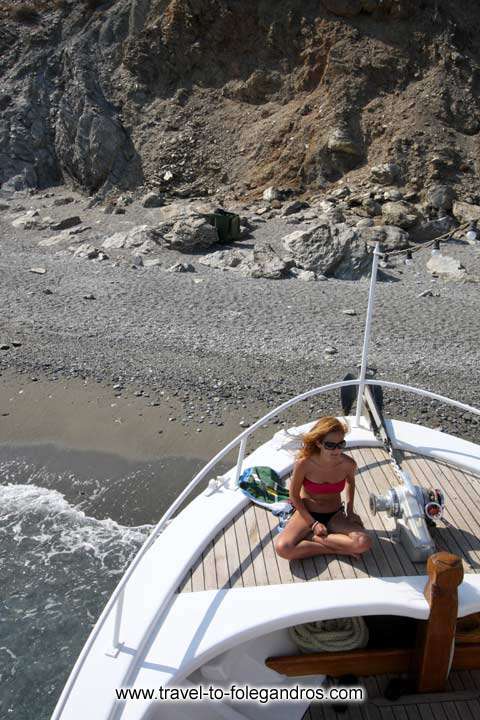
[178,447,480,593]
[302,669,480,720]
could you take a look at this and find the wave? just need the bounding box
[0,482,153,719]
[0,482,152,570]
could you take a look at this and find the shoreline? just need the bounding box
[0,369,282,462]
[1,185,480,453]
[1,365,479,462]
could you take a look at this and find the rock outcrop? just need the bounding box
[283,220,409,279]
[1,1,480,204]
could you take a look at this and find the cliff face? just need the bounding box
[2,0,480,202]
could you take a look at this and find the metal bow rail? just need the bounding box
[51,243,480,719]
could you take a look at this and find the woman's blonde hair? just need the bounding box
[297,416,349,460]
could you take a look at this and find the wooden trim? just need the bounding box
[413,552,464,693]
[265,644,480,678]
[266,648,413,677]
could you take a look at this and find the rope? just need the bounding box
[289,617,369,653]
[380,220,472,259]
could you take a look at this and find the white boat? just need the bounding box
[51,244,480,720]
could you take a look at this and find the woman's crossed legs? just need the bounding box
[274,505,372,561]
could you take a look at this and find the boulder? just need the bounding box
[283,200,309,216]
[102,232,128,250]
[200,248,249,270]
[136,239,157,254]
[302,209,320,221]
[102,225,156,250]
[370,163,401,186]
[49,216,81,231]
[411,216,457,243]
[283,222,372,279]
[381,201,418,229]
[452,201,480,224]
[426,254,466,280]
[167,218,219,251]
[285,215,304,225]
[73,243,104,259]
[12,210,40,229]
[383,189,403,201]
[155,202,200,223]
[427,185,455,211]
[358,224,410,251]
[356,219,374,228]
[328,208,346,224]
[282,228,315,257]
[243,245,289,279]
[283,222,408,279]
[262,187,282,202]
[327,187,351,200]
[327,127,361,156]
[141,191,164,208]
[291,268,316,281]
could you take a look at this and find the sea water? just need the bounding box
[0,446,215,719]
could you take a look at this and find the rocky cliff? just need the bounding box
[2,0,480,203]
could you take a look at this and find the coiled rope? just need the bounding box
[289,616,369,653]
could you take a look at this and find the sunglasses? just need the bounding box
[322,440,346,450]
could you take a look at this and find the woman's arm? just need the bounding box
[345,457,360,519]
[289,459,317,526]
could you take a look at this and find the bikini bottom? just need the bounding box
[310,504,343,526]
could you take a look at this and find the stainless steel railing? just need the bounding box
[52,377,480,718]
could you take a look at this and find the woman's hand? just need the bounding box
[312,521,328,537]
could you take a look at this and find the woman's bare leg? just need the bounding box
[311,531,369,559]
[274,511,317,560]
[275,507,371,561]
[324,510,372,558]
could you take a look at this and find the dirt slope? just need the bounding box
[1,1,480,202]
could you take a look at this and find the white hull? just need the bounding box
[51,415,480,720]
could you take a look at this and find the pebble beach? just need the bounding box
[1,186,480,453]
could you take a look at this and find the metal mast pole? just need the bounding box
[355,242,381,426]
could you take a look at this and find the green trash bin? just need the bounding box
[205,210,241,243]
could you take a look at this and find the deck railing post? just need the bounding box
[232,436,248,489]
[105,588,125,658]
[413,552,464,692]
[355,242,381,426]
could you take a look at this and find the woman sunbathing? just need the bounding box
[274,416,372,560]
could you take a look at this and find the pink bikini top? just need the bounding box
[303,478,346,495]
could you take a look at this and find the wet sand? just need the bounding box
[0,369,278,462]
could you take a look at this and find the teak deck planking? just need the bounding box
[178,447,480,592]
[174,446,480,719]
[301,670,480,720]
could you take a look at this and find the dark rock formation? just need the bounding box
[1,1,480,201]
